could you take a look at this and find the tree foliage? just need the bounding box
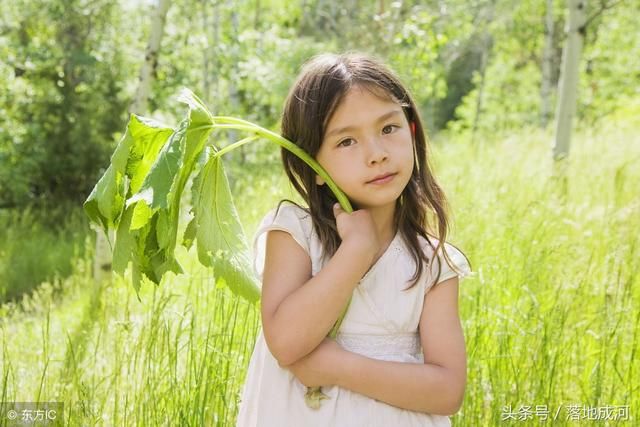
[0,0,133,206]
[1,0,637,207]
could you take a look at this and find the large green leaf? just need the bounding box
[127,115,175,195]
[106,90,215,296]
[112,204,143,295]
[83,114,172,234]
[86,89,345,307]
[125,90,214,253]
[126,118,188,212]
[190,148,261,303]
[84,113,177,297]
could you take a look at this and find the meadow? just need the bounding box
[1,121,638,425]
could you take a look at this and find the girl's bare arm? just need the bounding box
[332,277,466,415]
[261,230,374,367]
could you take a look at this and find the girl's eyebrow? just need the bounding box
[326,109,403,137]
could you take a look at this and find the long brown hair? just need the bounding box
[278,52,470,289]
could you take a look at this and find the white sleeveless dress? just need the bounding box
[236,203,472,427]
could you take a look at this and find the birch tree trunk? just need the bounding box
[300,0,309,33]
[201,0,211,103]
[471,0,495,144]
[540,0,555,128]
[227,9,245,163]
[552,0,587,161]
[212,2,220,108]
[130,0,172,114]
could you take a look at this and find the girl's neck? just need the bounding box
[366,202,398,254]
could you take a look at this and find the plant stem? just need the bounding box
[215,135,260,157]
[209,118,353,213]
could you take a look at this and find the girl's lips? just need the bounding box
[367,173,396,184]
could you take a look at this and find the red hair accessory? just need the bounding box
[410,122,416,135]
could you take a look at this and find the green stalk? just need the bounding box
[190,118,352,213]
[214,135,260,157]
[211,118,353,214]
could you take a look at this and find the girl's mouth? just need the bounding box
[367,173,396,185]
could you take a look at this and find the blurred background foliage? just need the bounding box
[3,0,639,207]
[1,3,639,424]
[0,0,638,298]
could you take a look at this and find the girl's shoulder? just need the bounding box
[270,200,311,222]
[416,235,457,258]
[252,201,316,280]
[260,201,313,236]
[255,200,314,252]
[416,235,473,284]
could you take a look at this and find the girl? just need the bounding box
[236,52,472,427]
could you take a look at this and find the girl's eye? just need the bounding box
[337,125,398,147]
[382,124,398,134]
[338,138,355,148]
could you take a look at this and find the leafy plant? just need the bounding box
[83,89,351,407]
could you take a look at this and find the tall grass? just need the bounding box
[0,203,89,302]
[434,121,639,424]
[0,122,638,425]
[0,255,262,425]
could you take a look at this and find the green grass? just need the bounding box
[0,203,89,302]
[435,121,639,424]
[1,121,638,425]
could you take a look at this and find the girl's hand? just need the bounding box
[333,203,380,263]
[286,338,345,388]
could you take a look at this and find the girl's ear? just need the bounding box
[316,175,326,186]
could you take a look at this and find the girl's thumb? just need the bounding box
[333,203,342,216]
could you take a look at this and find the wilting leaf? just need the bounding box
[190,149,260,303]
[84,114,172,234]
[182,217,197,250]
[126,118,188,211]
[86,89,336,306]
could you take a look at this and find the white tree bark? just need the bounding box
[202,0,211,103]
[552,0,587,161]
[228,9,244,163]
[130,0,172,114]
[212,2,220,108]
[471,0,495,143]
[540,0,554,128]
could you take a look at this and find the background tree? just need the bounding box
[0,0,133,207]
[131,0,172,114]
[540,0,555,128]
[1,0,638,210]
[552,0,587,164]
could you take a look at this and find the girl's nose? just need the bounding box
[367,138,388,165]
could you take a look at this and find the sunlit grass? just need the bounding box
[0,203,88,302]
[434,121,639,424]
[1,122,638,425]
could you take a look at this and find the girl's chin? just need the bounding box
[350,199,399,211]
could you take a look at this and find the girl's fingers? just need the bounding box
[333,203,342,217]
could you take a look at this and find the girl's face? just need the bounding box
[315,85,414,211]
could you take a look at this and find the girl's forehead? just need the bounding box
[341,84,399,106]
[328,86,403,125]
